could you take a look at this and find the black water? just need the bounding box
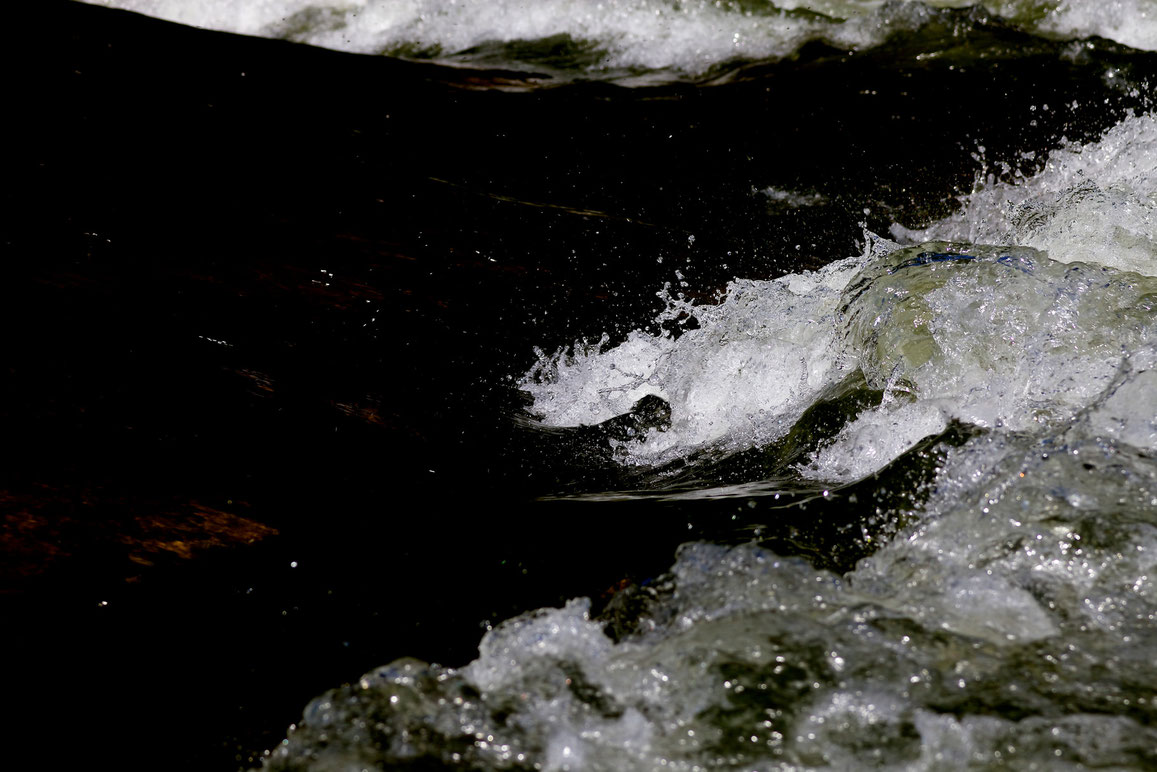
[6,2,1157,768]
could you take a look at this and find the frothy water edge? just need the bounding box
[258,102,1157,771]
[85,0,1157,79]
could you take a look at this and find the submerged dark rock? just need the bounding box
[595,394,673,442]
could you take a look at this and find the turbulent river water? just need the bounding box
[38,0,1157,769]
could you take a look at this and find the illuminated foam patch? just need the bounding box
[519,251,873,466]
[523,235,1157,477]
[896,113,1157,277]
[83,1,1157,75]
[521,112,1157,476]
[1042,0,1157,52]
[263,479,1157,769]
[797,400,949,482]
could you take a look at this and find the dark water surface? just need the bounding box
[6,2,1157,769]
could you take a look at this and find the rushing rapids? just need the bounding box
[261,108,1157,770]
[19,2,1157,770]
[82,0,1157,79]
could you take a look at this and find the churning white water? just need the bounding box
[260,107,1157,771]
[84,0,1157,75]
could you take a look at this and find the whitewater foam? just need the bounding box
[895,113,1157,277]
[798,400,949,482]
[1042,0,1157,53]
[521,112,1157,482]
[264,350,1157,768]
[264,479,1157,769]
[243,33,1157,772]
[520,252,869,466]
[523,239,1157,475]
[85,0,1157,76]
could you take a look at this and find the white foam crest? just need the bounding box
[1042,0,1157,52]
[798,400,949,482]
[85,0,841,74]
[265,429,1157,770]
[896,113,1157,277]
[87,1,1157,75]
[464,599,666,771]
[268,530,1157,769]
[525,231,1157,478]
[520,253,869,464]
[468,599,608,690]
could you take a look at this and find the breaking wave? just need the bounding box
[257,108,1157,771]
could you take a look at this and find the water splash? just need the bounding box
[250,39,1157,772]
[895,113,1157,277]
